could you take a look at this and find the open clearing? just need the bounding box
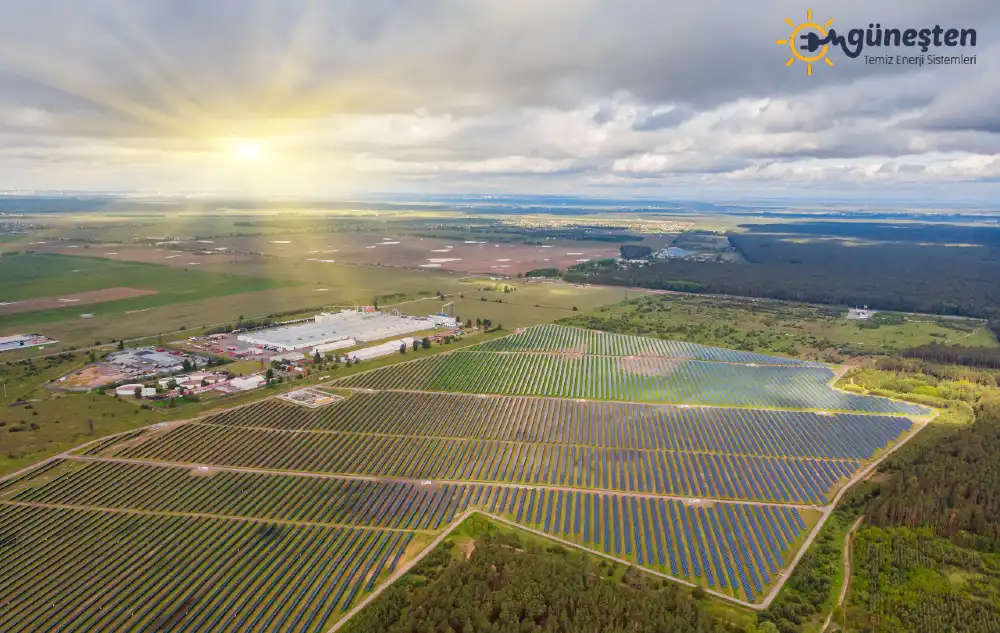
[1,258,637,353]
[0,324,928,631]
[0,287,157,315]
[39,231,623,276]
[0,253,292,333]
[201,231,621,275]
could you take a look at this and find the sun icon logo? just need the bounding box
[777,9,835,76]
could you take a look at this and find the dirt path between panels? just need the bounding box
[822,515,865,632]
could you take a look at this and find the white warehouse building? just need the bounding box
[346,337,415,362]
[311,338,356,355]
[237,309,451,351]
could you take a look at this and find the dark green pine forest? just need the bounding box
[341,524,728,633]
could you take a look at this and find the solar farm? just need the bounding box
[0,324,931,630]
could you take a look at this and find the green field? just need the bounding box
[397,282,635,328]
[0,353,162,468]
[1,253,628,353]
[0,253,294,330]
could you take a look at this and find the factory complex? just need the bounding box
[0,333,57,353]
[237,308,456,352]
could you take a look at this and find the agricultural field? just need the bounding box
[0,324,930,627]
[197,230,625,276]
[1,250,630,354]
[18,217,637,276]
[0,253,292,331]
[396,282,638,329]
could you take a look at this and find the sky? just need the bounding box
[0,0,997,201]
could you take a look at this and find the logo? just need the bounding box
[777,9,978,75]
[777,9,835,76]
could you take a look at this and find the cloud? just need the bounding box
[0,0,996,197]
[632,105,695,131]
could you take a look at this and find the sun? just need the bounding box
[234,142,262,160]
[777,8,835,76]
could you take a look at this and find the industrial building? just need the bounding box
[229,375,266,391]
[846,308,876,320]
[0,334,57,353]
[345,337,415,362]
[312,338,356,355]
[107,348,188,373]
[270,351,305,363]
[114,384,156,398]
[100,347,210,382]
[237,309,456,352]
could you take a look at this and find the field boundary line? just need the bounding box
[457,347,827,369]
[480,511,756,609]
[539,322,828,368]
[329,400,938,624]
[821,515,864,633]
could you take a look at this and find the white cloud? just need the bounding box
[0,0,996,197]
[350,155,576,174]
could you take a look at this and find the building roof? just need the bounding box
[238,311,437,350]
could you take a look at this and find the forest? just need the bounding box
[560,223,1000,336]
[834,363,1000,632]
[902,342,1000,369]
[867,396,1000,550]
[341,521,730,633]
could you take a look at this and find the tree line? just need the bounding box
[557,233,1000,331]
[867,396,1000,551]
[902,342,1000,370]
